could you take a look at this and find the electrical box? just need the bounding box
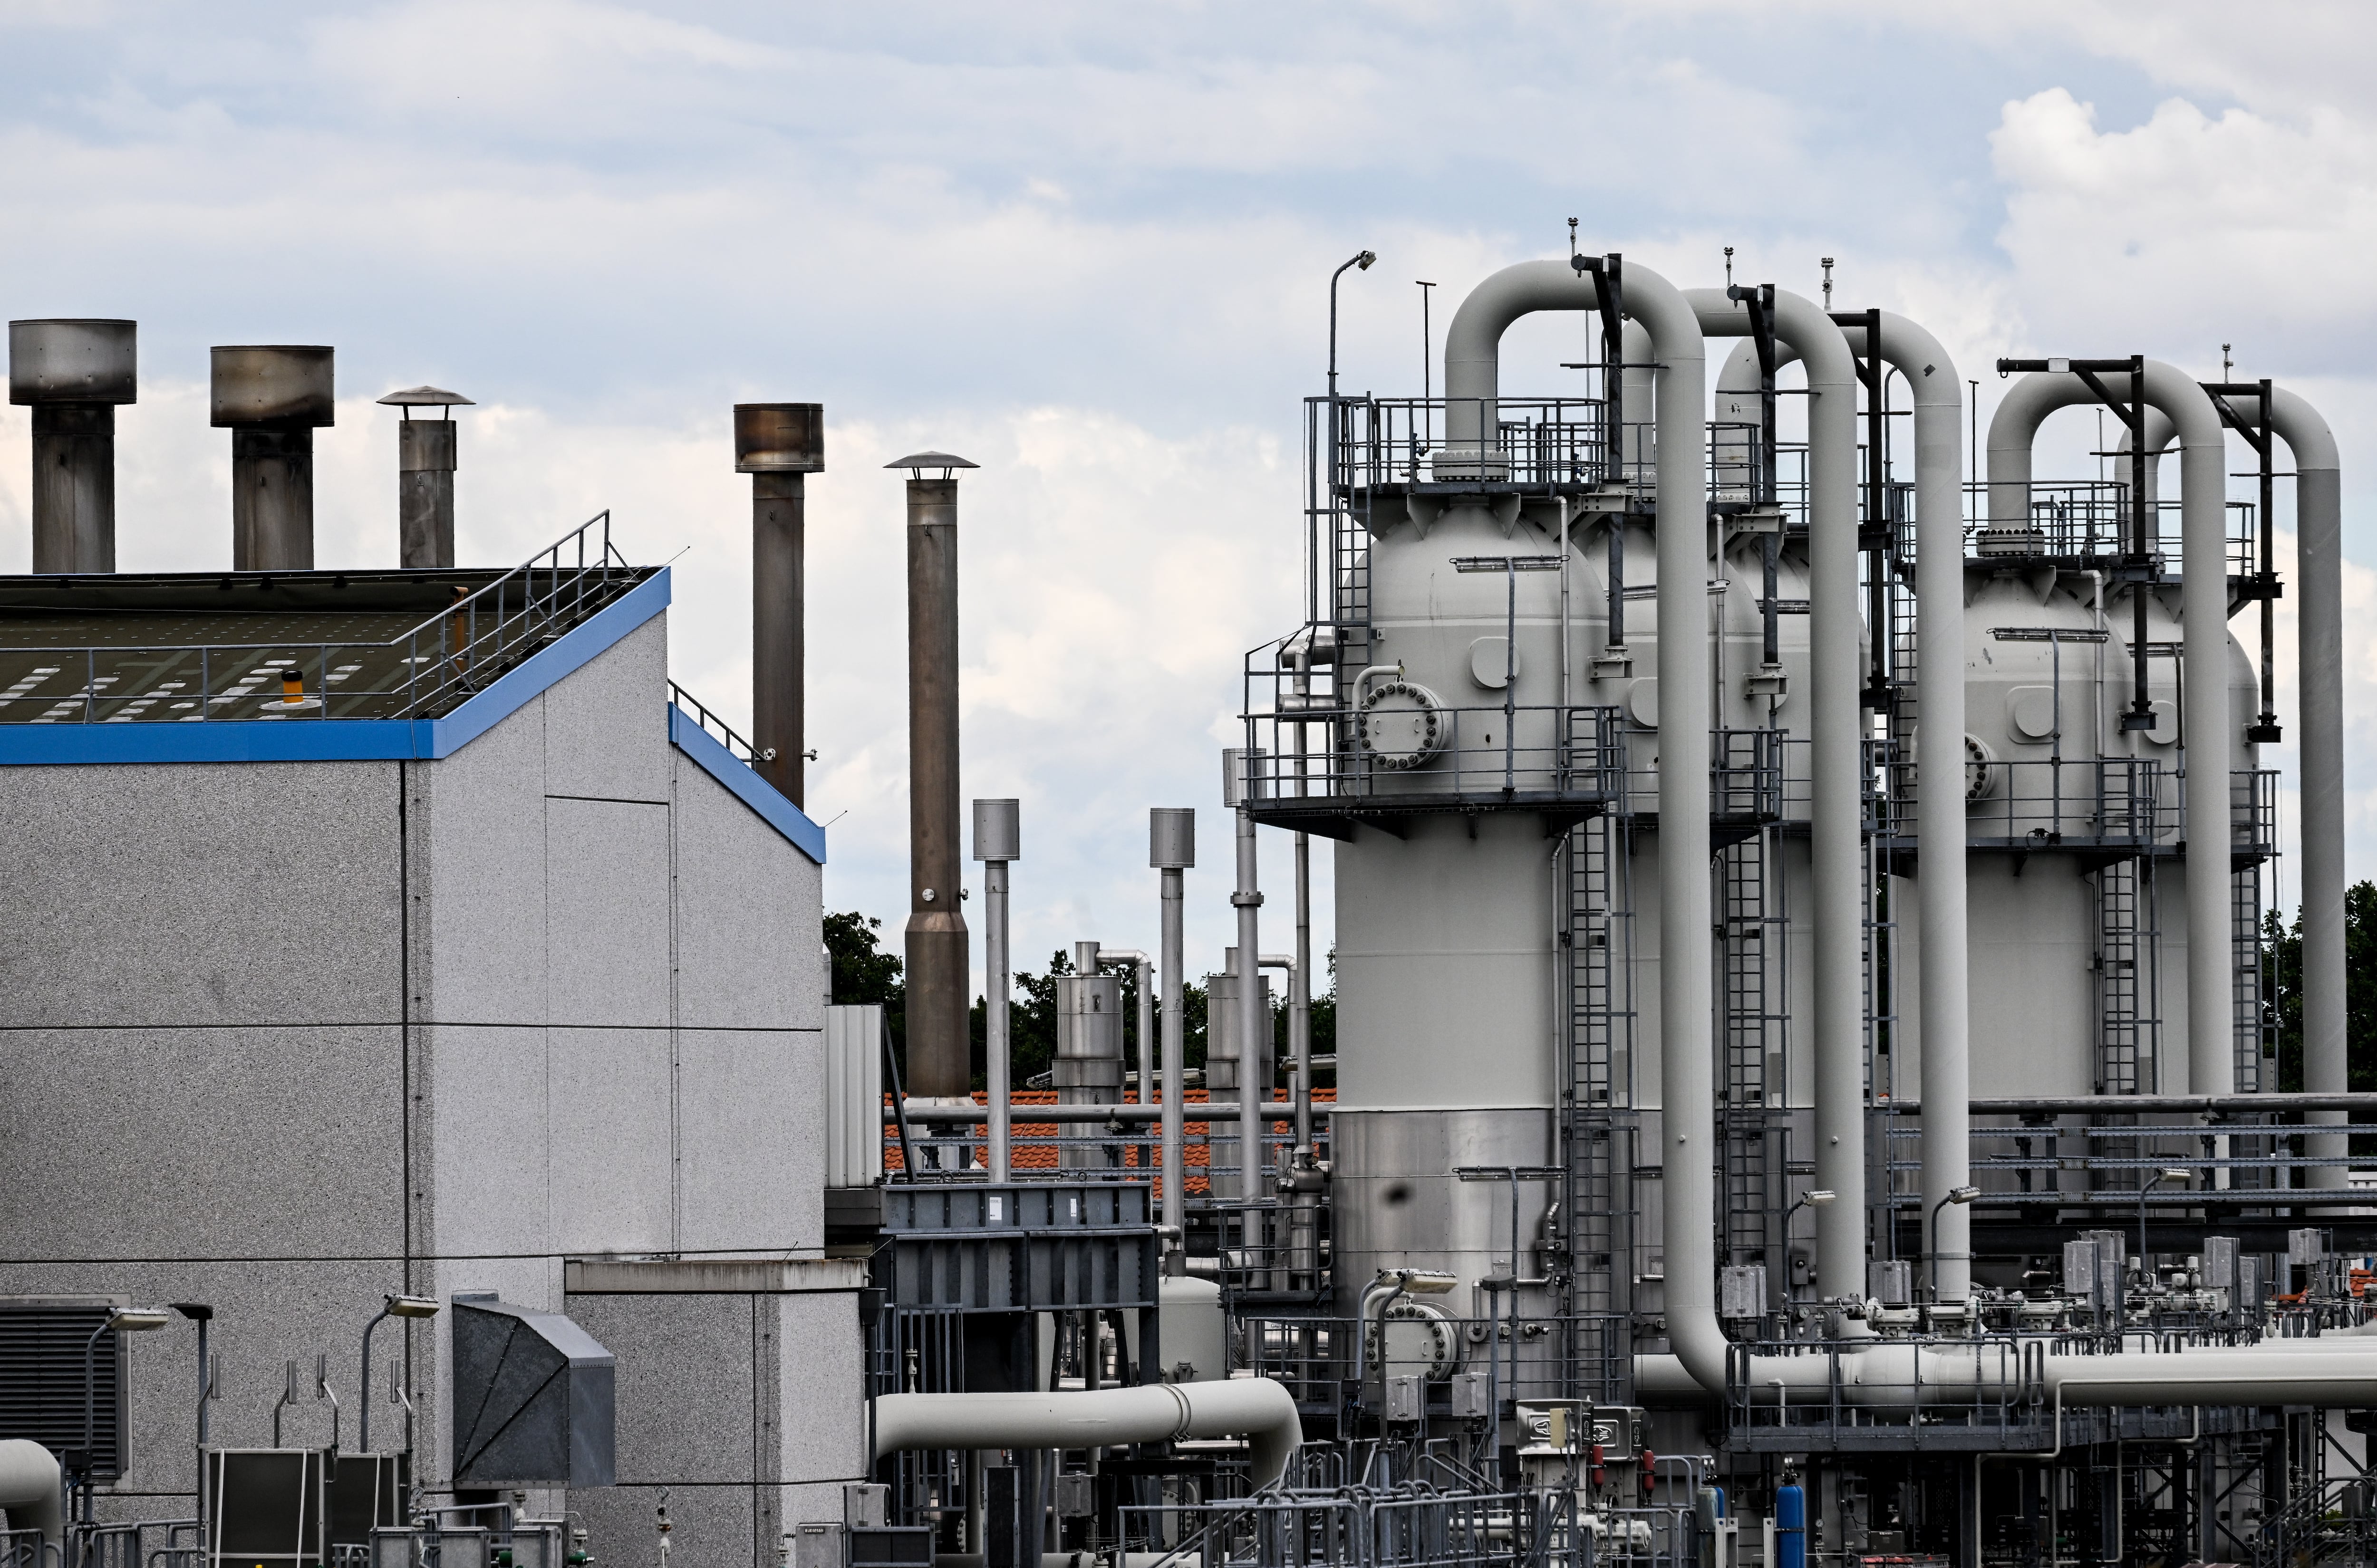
[1448,1371,1491,1420]
[1719,1264,1766,1318]
[206,1449,328,1568]
[1384,1374,1424,1424]
[788,1522,846,1568]
[847,1527,932,1568]
[842,1484,888,1528]
[1053,1472,1094,1519]
[1866,1260,1912,1307]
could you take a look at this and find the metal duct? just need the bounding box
[212,346,334,571]
[378,385,473,569]
[1686,287,1865,1302]
[447,1293,616,1489]
[740,403,824,806]
[10,319,135,574]
[1987,365,2232,1099]
[1717,312,1972,1296]
[889,451,977,1100]
[871,1379,1301,1490]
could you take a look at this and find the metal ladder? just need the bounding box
[1716,827,1788,1270]
[1559,805,1637,1400]
[2095,855,2162,1095]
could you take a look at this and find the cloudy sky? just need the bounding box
[1,0,2370,985]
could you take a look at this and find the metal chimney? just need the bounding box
[378,385,473,568]
[737,403,823,806]
[211,346,334,570]
[9,319,136,572]
[888,450,978,1103]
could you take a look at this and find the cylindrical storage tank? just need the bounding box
[212,346,334,571]
[1333,496,1572,1311]
[10,318,136,573]
[1929,566,2262,1104]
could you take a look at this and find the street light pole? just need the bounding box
[359,1295,440,1452]
[2140,1168,2191,1273]
[1327,250,1378,407]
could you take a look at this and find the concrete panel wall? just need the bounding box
[672,752,822,1033]
[549,1027,676,1255]
[545,616,671,806]
[0,1025,404,1259]
[675,1029,815,1256]
[0,760,401,1029]
[417,696,548,1028]
[546,799,671,1030]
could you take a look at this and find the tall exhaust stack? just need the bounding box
[378,385,473,568]
[212,346,333,570]
[737,403,823,806]
[889,451,978,1106]
[10,319,136,573]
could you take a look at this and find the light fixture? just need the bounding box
[383,1294,439,1319]
[1804,1190,1836,1206]
[106,1307,173,1332]
[1947,1185,1981,1204]
[1400,1270,1459,1295]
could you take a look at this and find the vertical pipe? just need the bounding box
[895,458,975,1102]
[1151,808,1195,1241]
[213,347,334,572]
[396,419,458,570]
[741,404,824,807]
[10,319,136,574]
[1293,832,1313,1150]
[974,799,1020,1182]
[2296,450,2348,1183]
[1234,800,1265,1203]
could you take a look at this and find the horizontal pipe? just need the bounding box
[1881,1094,2377,1117]
[893,1100,1305,1124]
[871,1380,1301,1490]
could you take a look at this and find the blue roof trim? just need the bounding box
[667,704,827,865]
[0,568,672,767]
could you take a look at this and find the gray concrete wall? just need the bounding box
[563,1265,866,1568]
[0,608,836,1560]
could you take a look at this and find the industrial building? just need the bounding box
[0,231,2372,1568]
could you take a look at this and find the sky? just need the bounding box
[0,0,2372,987]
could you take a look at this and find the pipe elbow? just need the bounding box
[0,1439,64,1547]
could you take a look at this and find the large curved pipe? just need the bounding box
[1988,366,2232,1099]
[1688,290,1866,1301]
[0,1439,64,1546]
[2126,391,2346,1177]
[1718,316,1971,1296]
[871,1381,1302,1491]
[1435,258,1724,1392]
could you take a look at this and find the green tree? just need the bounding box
[2264,881,2377,1095]
[824,910,904,1062]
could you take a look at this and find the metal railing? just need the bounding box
[667,680,759,764]
[1316,397,1617,493]
[0,513,638,727]
[1233,1311,1632,1416]
[1963,756,2171,848]
[1239,694,1625,806]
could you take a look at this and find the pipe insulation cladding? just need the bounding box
[870,1380,1303,1491]
[1987,366,2235,1102]
[1716,317,1973,1299]
[0,1441,63,1546]
[2127,391,2346,1182]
